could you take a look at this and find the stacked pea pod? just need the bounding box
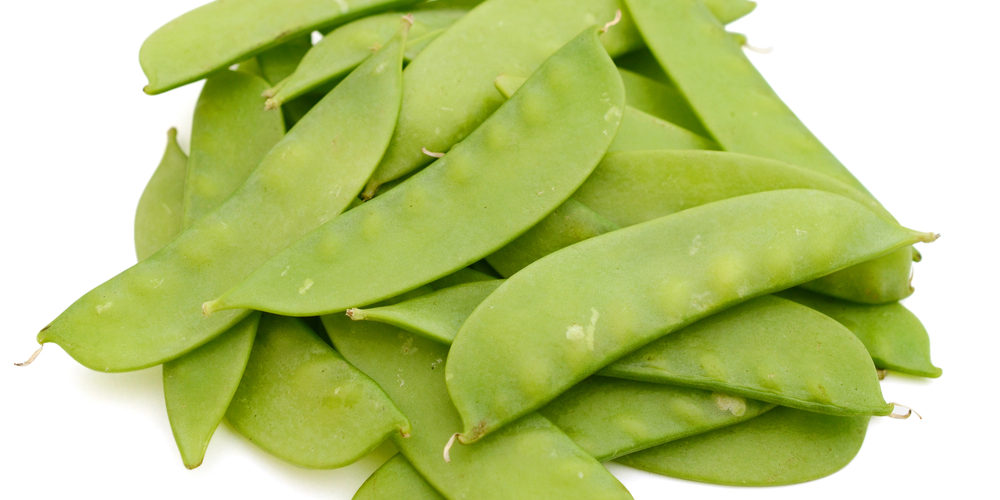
[32,0,940,497]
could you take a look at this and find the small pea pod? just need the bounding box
[446,189,935,443]
[139,0,422,93]
[324,315,633,500]
[353,454,442,500]
[779,288,942,378]
[617,406,869,486]
[39,22,409,372]
[226,314,409,468]
[623,0,913,303]
[133,128,187,261]
[206,27,625,316]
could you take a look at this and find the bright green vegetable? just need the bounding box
[353,454,442,500]
[133,128,187,261]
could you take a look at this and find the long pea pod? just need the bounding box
[254,35,318,125]
[617,406,870,486]
[266,9,465,109]
[140,0,422,94]
[38,23,409,372]
[133,128,187,261]
[207,27,625,317]
[623,0,913,303]
[446,189,935,443]
[324,315,634,500]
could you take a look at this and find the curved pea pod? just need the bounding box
[139,0,422,94]
[779,288,942,378]
[702,0,757,24]
[623,0,913,303]
[184,70,285,225]
[38,25,408,372]
[324,316,633,500]
[354,454,443,500]
[226,315,409,468]
[207,27,625,316]
[601,295,893,416]
[446,189,936,443]
[617,406,870,486]
[266,10,465,109]
[361,0,644,197]
[134,128,187,261]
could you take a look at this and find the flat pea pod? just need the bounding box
[183,70,285,226]
[601,296,892,416]
[616,68,707,136]
[38,25,408,372]
[779,288,942,378]
[617,406,870,486]
[623,0,913,304]
[226,314,409,468]
[324,315,633,500]
[133,128,187,261]
[360,0,644,198]
[353,454,442,500]
[265,10,465,109]
[139,0,421,94]
[446,189,935,443]
[206,27,625,317]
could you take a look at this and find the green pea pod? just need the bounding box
[324,315,633,500]
[353,454,442,500]
[207,27,625,317]
[623,0,913,303]
[140,0,422,94]
[133,128,187,261]
[226,315,409,468]
[266,10,465,109]
[256,35,313,85]
[601,296,892,416]
[702,0,757,24]
[446,189,935,442]
[616,68,707,135]
[778,288,942,378]
[39,22,409,372]
[617,406,869,486]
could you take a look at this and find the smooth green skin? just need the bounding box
[39,29,407,372]
[602,296,892,416]
[324,315,633,500]
[266,10,465,108]
[353,454,442,500]
[617,68,707,136]
[139,0,421,94]
[779,288,942,378]
[446,189,934,442]
[624,0,913,304]
[134,129,187,261]
[255,35,317,126]
[209,28,625,317]
[226,314,409,468]
[425,266,496,290]
[615,49,670,83]
[183,70,285,226]
[361,0,644,198]
[702,0,757,24]
[618,406,869,486]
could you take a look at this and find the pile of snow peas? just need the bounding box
[31,0,941,496]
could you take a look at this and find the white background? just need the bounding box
[1,1,997,498]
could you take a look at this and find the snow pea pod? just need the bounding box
[266,10,465,109]
[133,128,187,261]
[624,0,913,303]
[779,288,942,378]
[324,315,633,500]
[617,406,869,486]
[446,189,935,443]
[38,24,408,372]
[226,314,409,468]
[616,68,707,136]
[207,27,625,316]
[353,454,442,500]
[140,0,421,94]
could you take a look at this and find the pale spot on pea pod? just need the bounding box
[689,234,703,256]
[713,393,747,416]
[95,301,114,314]
[298,278,314,295]
[400,335,418,356]
[564,308,600,351]
[333,0,349,14]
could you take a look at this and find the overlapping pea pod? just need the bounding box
[38,18,410,373]
[351,281,892,416]
[264,9,466,109]
[205,27,626,317]
[140,0,423,94]
[446,189,936,443]
[325,315,634,500]
[134,128,187,261]
[624,0,914,303]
